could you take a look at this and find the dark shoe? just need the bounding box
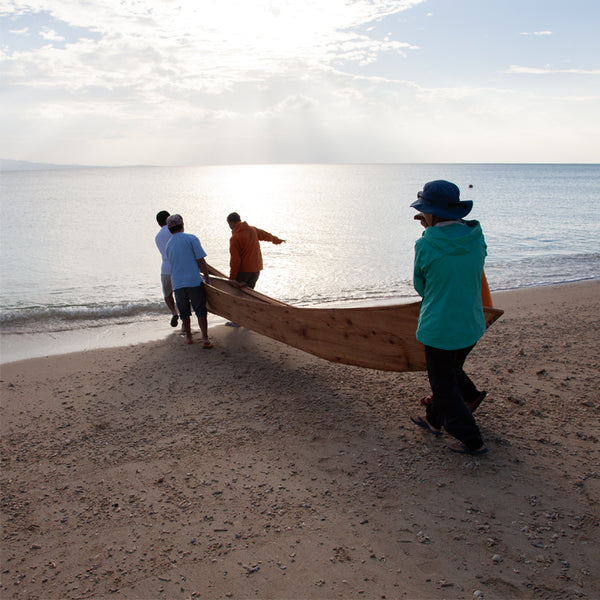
[170,314,179,327]
[466,390,487,413]
[225,321,240,327]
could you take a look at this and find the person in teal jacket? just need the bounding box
[409,180,489,455]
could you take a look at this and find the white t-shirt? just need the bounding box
[155,225,172,275]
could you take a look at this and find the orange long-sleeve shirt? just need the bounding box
[229,221,283,279]
[481,272,493,308]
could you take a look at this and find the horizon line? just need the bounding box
[2,158,599,172]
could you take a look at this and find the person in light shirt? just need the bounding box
[165,214,213,348]
[154,210,179,327]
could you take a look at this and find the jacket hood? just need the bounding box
[419,220,484,256]
[233,221,250,233]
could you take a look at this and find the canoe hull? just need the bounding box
[205,276,504,372]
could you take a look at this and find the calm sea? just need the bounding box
[1,163,599,340]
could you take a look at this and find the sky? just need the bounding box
[1,0,599,166]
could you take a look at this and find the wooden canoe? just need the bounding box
[204,264,504,372]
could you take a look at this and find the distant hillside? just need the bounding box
[0,159,159,171]
[0,159,93,171]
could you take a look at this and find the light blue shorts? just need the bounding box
[161,274,173,297]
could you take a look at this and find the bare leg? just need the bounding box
[182,317,193,344]
[165,294,179,327]
[164,294,178,316]
[197,315,210,344]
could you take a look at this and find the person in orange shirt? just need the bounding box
[225,212,285,326]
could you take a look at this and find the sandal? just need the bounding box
[410,416,442,436]
[421,391,487,412]
[419,394,433,407]
[448,441,488,455]
[466,390,487,413]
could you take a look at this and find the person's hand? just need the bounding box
[274,238,285,244]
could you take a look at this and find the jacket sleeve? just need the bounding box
[480,271,492,307]
[255,228,283,244]
[229,237,241,279]
[413,243,426,298]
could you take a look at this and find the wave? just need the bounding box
[0,299,167,332]
[1,261,597,336]
[0,284,421,335]
[487,252,600,291]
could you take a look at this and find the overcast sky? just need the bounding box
[1,0,599,166]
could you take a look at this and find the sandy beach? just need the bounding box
[1,280,599,600]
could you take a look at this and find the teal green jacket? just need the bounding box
[413,220,487,350]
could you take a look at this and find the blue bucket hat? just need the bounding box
[410,180,473,220]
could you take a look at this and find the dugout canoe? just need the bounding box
[204,264,504,372]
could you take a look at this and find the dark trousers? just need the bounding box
[424,344,483,450]
[173,284,207,319]
[236,271,260,289]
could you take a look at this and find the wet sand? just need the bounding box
[1,280,599,599]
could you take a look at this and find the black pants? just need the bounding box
[236,271,260,289]
[424,344,483,450]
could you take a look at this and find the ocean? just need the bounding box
[1,163,599,360]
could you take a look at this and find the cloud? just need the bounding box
[506,65,600,75]
[1,1,425,100]
[520,30,553,36]
[258,95,321,117]
[0,0,433,163]
[1,0,598,165]
[39,27,65,42]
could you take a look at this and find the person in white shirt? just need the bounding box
[155,210,179,327]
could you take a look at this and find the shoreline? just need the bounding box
[1,278,598,366]
[1,279,599,599]
[0,314,228,366]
